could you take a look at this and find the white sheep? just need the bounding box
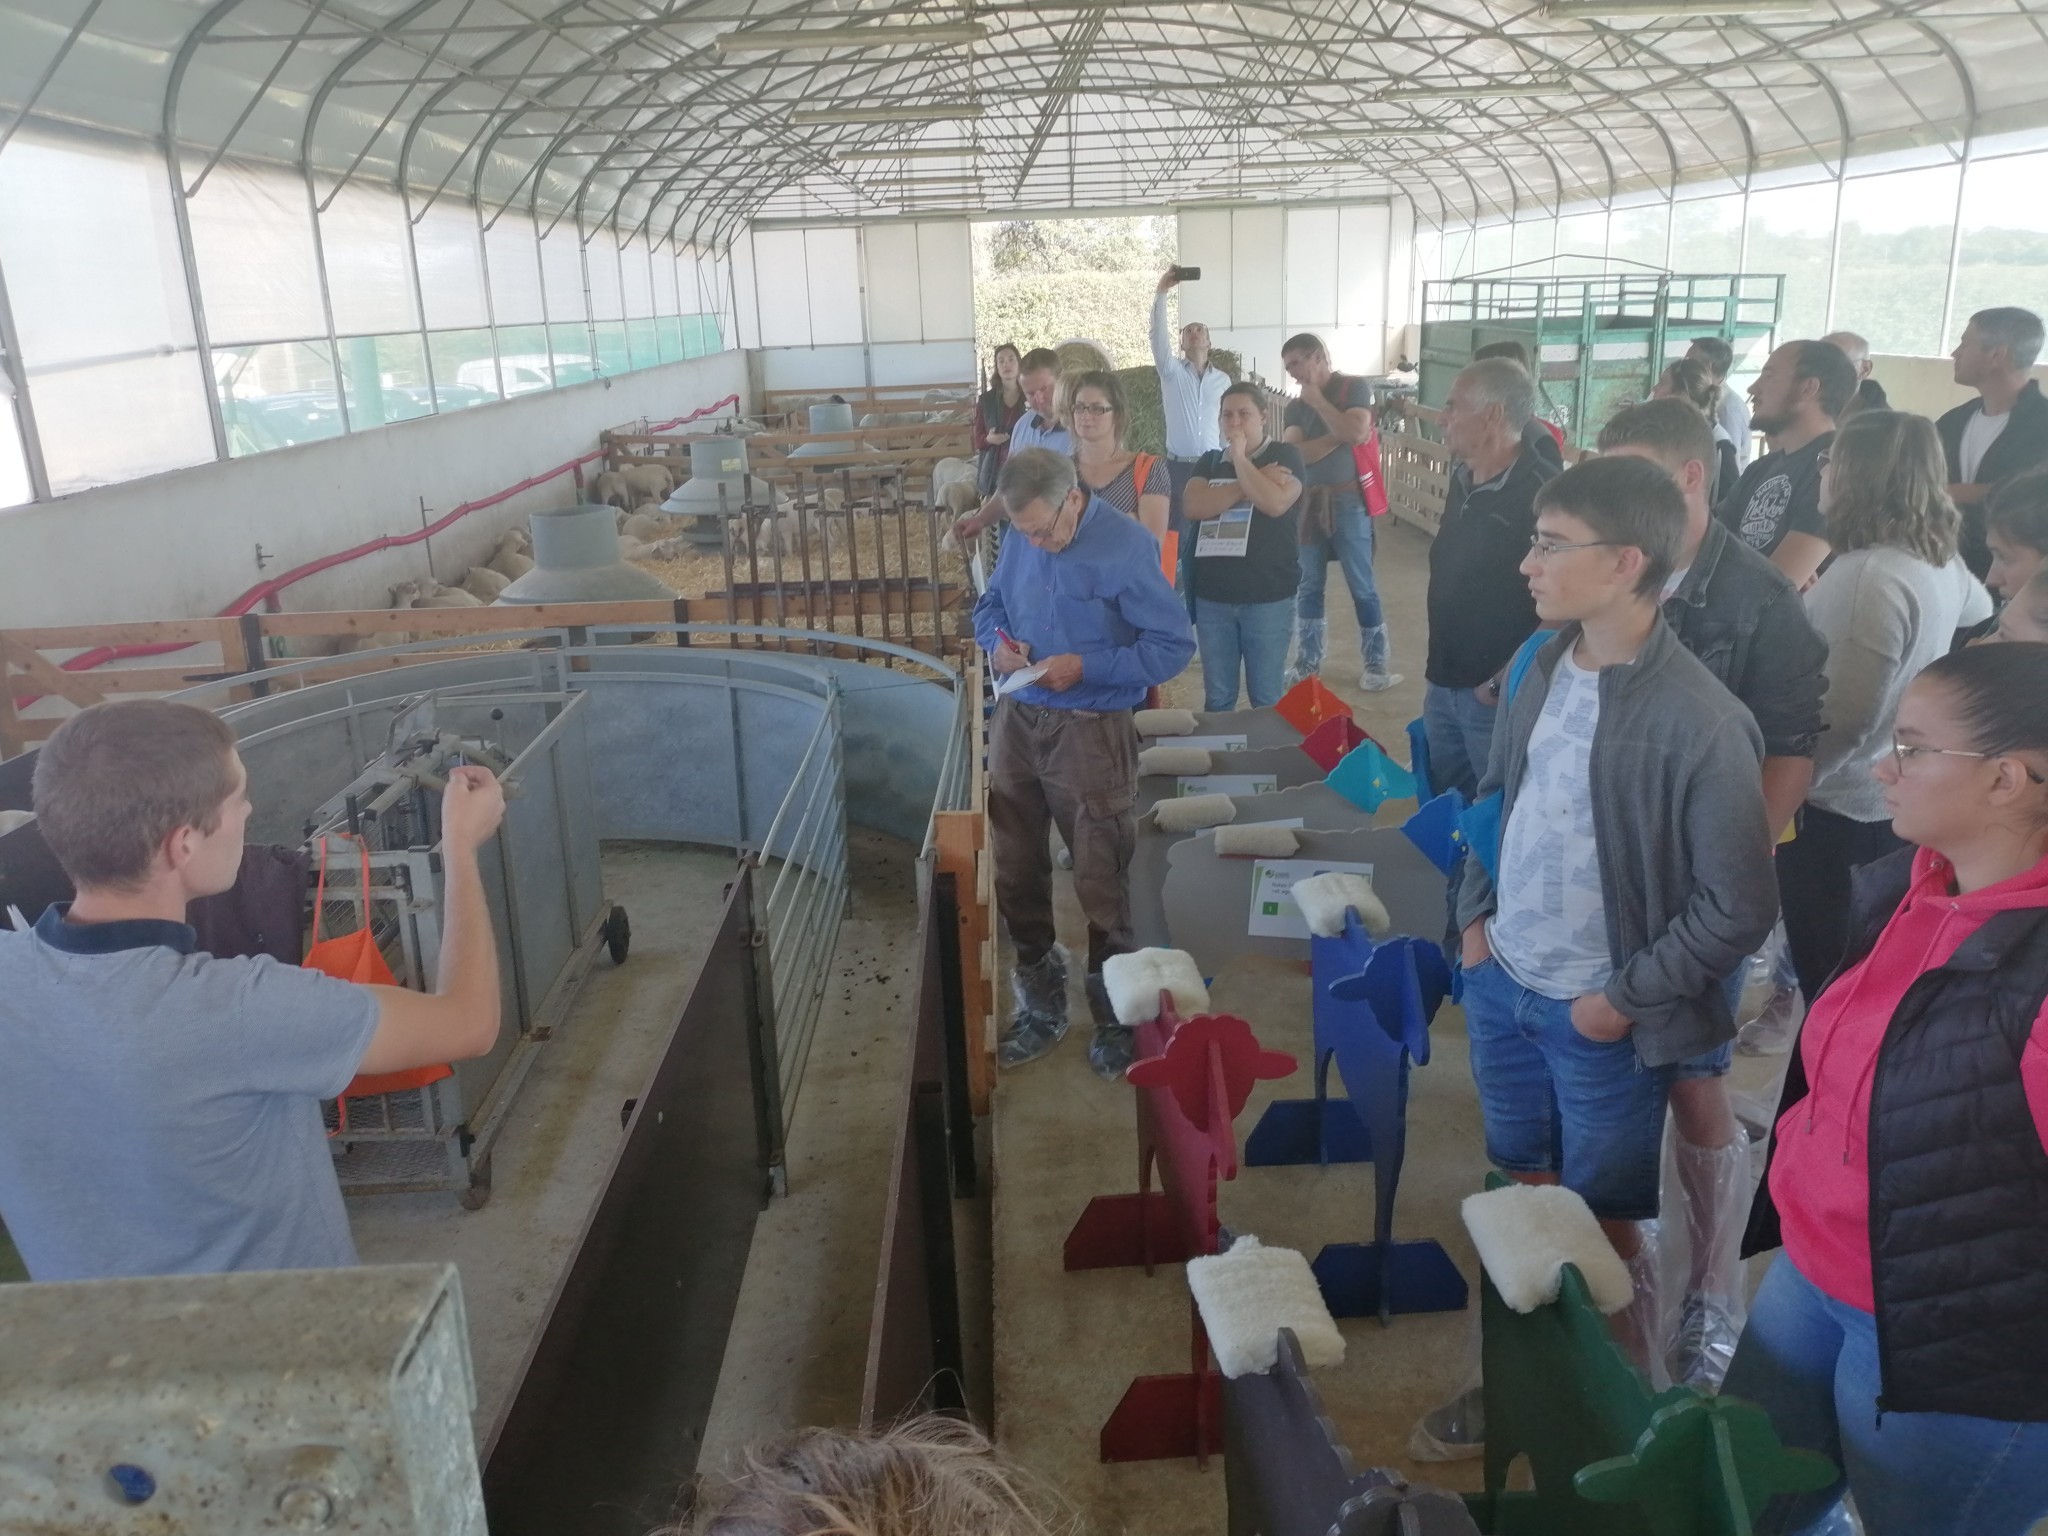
[592,470,634,510]
[486,543,535,581]
[930,456,977,508]
[619,462,675,502]
[940,481,980,517]
[461,565,513,602]
[389,578,484,609]
[620,509,683,543]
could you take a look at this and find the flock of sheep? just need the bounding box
[376,401,982,620]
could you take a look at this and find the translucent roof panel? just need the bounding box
[2,0,2043,242]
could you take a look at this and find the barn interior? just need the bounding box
[2,1,2046,1532]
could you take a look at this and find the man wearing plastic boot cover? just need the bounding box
[1413,458,1777,1462]
[973,449,1195,1079]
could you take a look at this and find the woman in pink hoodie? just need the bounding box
[1727,641,2048,1536]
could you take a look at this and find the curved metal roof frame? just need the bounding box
[3,0,2043,254]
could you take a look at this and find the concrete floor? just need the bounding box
[695,827,998,1472]
[351,841,742,1428]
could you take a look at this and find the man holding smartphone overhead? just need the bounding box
[1153,266,1230,553]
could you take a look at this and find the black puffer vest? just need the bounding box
[1745,847,2048,1421]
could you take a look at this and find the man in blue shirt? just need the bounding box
[973,448,1196,1078]
[953,349,1071,546]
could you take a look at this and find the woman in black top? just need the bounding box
[1183,382,1306,710]
[973,344,1026,495]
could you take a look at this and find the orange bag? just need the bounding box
[304,835,451,1101]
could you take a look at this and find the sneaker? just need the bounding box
[1408,1386,1485,1462]
[1054,845,1075,871]
[1738,986,1802,1056]
[1284,661,1317,690]
[1360,669,1405,692]
[1087,1025,1137,1080]
[1671,1294,1741,1391]
[999,1012,1068,1068]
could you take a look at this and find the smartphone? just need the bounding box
[1175,265,1202,282]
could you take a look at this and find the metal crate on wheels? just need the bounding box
[277,689,629,1209]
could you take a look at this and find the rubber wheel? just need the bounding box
[605,905,631,965]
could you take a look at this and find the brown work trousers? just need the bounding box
[987,696,1139,975]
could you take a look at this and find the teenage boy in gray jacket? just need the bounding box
[1415,456,1778,1460]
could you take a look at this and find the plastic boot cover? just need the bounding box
[1409,1309,1486,1462]
[1360,623,1405,691]
[1670,1135,1751,1390]
[1011,942,1069,1023]
[1611,1222,1671,1392]
[1286,618,1327,688]
[1738,986,1803,1056]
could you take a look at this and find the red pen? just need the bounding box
[995,627,1021,651]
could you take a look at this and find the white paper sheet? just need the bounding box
[1247,858,1377,939]
[993,661,1050,697]
[1177,774,1277,797]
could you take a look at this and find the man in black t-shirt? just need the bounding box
[1422,357,1553,804]
[1713,339,1856,590]
[1184,382,1306,710]
[1280,333,1400,690]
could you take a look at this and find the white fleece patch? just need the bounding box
[1212,823,1300,858]
[1460,1184,1634,1316]
[1187,1235,1346,1378]
[1138,744,1214,777]
[1102,948,1210,1026]
[1290,871,1391,939]
[1153,794,1237,832]
[1135,707,1199,737]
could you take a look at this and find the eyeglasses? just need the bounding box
[1889,737,2048,783]
[1070,402,1114,416]
[1527,536,1619,561]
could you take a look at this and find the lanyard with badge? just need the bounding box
[1195,479,1254,558]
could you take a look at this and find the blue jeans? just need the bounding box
[1723,1254,2048,1536]
[1460,955,1675,1222]
[1195,597,1294,712]
[1168,459,1201,614]
[1422,681,1500,804]
[1294,494,1384,630]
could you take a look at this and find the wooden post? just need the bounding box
[931,652,994,1113]
[933,809,990,1116]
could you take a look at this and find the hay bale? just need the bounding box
[1056,339,1113,374]
[1114,350,1242,457]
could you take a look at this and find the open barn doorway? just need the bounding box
[971,215,1198,456]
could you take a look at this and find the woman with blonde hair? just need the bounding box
[1065,369,1170,545]
[680,1417,1073,1536]
[1651,356,1738,500]
[1777,410,1993,1003]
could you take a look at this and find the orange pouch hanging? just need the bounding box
[305,835,452,1099]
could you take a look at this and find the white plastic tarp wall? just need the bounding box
[1177,199,1412,378]
[734,220,977,390]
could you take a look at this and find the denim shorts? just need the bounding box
[1461,957,1677,1222]
[1671,967,1746,1081]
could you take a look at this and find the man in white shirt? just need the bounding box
[1936,306,2048,579]
[1151,268,1231,528]
[1687,336,1751,470]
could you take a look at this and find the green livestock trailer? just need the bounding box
[1419,270,1783,448]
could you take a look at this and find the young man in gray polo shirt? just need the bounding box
[0,699,507,1280]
